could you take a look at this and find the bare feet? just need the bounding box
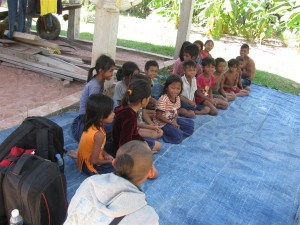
[67,150,78,159]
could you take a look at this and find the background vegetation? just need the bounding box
[104,0,300,47]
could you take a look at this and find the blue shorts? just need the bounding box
[242,77,251,87]
[181,101,205,111]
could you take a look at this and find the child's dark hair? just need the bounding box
[84,94,114,131]
[114,140,153,184]
[183,44,199,59]
[131,74,152,86]
[205,39,214,46]
[241,43,249,49]
[215,57,226,67]
[236,56,244,62]
[87,55,115,82]
[193,40,203,50]
[145,60,159,71]
[179,41,192,61]
[228,58,239,67]
[201,57,215,67]
[183,60,196,69]
[116,61,140,81]
[116,69,123,81]
[121,79,151,106]
[163,74,183,95]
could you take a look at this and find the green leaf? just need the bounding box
[287,13,300,27]
[267,3,291,14]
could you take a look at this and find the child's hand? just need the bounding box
[190,101,196,107]
[149,124,161,132]
[170,120,180,129]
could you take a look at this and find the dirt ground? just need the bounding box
[0,43,169,129]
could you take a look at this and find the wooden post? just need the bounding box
[91,0,119,66]
[67,0,81,40]
[174,0,195,59]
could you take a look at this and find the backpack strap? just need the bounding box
[109,215,126,225]
[0,122,34,161]
[11,154,36,175]
[36,128,49,160]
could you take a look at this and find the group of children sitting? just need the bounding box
[64,41,256,224]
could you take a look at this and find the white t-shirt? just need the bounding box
[181,75,197,101]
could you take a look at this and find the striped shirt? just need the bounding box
[154,94,180,128]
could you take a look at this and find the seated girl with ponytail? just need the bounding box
[71,54,115,143]
[112,79,160,179]
[112,79,161,157]
[64,140,159,225]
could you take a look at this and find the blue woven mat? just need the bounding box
[1,84,299,225]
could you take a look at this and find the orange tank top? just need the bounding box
[77,125,106,174]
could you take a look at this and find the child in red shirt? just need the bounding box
[195,57,228,116]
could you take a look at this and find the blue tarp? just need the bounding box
[1,84,300,225]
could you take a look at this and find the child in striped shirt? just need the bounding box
[154,75,194,144]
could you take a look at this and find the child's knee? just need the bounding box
[210,109,218,116]
[222,101,229,109]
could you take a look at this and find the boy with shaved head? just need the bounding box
[65,140,159,225]
[240,44,256,89]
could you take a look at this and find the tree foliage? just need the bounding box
[147,0,300,44]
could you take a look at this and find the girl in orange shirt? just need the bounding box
[77,94,115,176]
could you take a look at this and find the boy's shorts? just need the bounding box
[224,87,240,94]
[181,102,205,111]
[212,90,221,96]
[242,77,251,87]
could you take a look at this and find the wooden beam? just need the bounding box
[4,30,39,40]
[4,30,60,49]
[0,46,87,76]
[0,57,71,81]
[67,0,81,40]
[174,0,195,58]
[0,47,86,81]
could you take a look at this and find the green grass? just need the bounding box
[254,70,300,95]
[31,26,300,95]
[78,32,175,56]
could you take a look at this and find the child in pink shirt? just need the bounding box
[173,44,203,77]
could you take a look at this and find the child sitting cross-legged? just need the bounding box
[64,140,159,225]
[77,94,115,176]
[212,57,236,102]
[113,61,140,108]
[131,74,163,140]
[112,79,161,157]
[144,60,163,101]
[195,57,228,116]
[179,60,210,118]
[154,75,194,144]
[223,59,249,97]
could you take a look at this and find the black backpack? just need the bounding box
[0,116,65,225]
[0,116,65,163]
[2,154,68,225]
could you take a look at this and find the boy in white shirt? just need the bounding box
[179,60,210,118]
